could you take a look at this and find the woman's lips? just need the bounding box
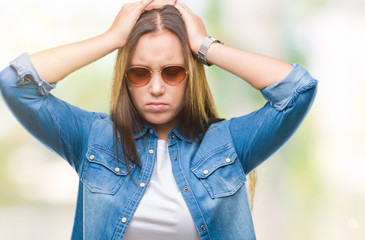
[147,102,168,111]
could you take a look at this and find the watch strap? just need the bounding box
[197,36,222,66]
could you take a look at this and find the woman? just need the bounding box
[0,0,317,239]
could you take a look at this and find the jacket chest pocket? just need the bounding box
[81,146,133,195]
[191,144,246,198]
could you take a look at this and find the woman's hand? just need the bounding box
[107,0,177,48]
[30,0,176,84]
[175,3,208,55]
[176,2,292,90]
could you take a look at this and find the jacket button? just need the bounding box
[203,170,209,175]
[183,186,189,191]
[170,135,175,139]
[201,225,207,231]
[174,157,178,161]
[115,167,120,173]
[140,182,146,188]
[150,129,154,134]
[225,158,231,163]
[121,217,127,223]
[149,149,154,154]
[89,155,95,160]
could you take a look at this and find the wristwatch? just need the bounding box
[197,36,223,66]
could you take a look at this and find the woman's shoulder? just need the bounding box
[89,111,113,128]
[203,119,231,141]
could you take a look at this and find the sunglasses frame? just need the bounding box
[125,65,189,86]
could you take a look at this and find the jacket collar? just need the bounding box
[133,124,194,144]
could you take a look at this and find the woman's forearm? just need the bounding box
[206,43,293,90]
[28,0,172,84]
[30,32,118,84]
[175,4,293,90]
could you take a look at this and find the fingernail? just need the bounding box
[169,0,177,6]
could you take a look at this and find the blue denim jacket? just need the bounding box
[0,53,317,240]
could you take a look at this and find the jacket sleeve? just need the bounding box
[0,53,100,173]
[229,63,318,174]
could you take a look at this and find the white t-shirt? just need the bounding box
[123,140,200,240]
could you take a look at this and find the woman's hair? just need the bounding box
[110,5,256,209]
[110,5,218,167]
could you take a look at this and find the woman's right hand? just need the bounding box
[30,0,175,84]
[106,0,176,48]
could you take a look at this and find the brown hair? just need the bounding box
[110,5,256,209]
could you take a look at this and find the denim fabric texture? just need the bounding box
[0,53,318,240]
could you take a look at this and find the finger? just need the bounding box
[169,0,177,6]
[139,0,157,11]
[175,3,193,19]
[145,0,177,11]
[140,0,156,7]
[175,3,192,12]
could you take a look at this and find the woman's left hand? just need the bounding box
[175,3,208,55]
[176,2,293,90]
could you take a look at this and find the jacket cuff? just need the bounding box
[260,63,318,111]
[9,53,56,96]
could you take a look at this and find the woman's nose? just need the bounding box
[149,72,165,95]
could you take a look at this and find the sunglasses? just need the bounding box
[126,65,188,86]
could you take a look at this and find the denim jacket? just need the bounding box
[0,53,317,240]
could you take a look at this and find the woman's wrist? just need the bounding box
[102,30,125,50]
[196,36,224,66]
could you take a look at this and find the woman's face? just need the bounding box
[128,30,188,138]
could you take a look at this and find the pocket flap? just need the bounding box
[86,145,132,176]
[191,144,237,179]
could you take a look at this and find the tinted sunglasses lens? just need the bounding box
[161,66,187,85]
[127,67,151,86]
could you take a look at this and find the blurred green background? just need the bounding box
[1,0,364,239]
